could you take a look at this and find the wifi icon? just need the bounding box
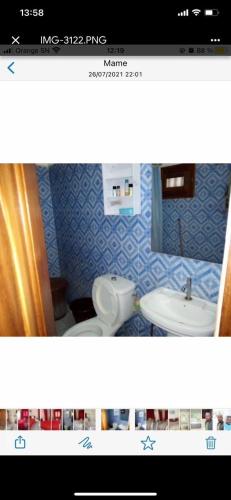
[192,8,201,16]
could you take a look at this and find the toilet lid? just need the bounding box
[92,279,119,326]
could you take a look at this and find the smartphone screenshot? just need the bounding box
[0,5,231,498]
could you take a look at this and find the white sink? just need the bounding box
[140,287,217,337]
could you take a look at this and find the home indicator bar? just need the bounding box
[74,494,158,497]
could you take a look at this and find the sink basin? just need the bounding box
[140,287,217,337]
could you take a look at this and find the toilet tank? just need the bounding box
[116,278,136,323]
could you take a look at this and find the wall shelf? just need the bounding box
[102,164,141,216]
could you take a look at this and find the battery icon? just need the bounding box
[204,9,219,16]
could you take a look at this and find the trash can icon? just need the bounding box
[206,436,216,450]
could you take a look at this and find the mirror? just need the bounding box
[151,164,231,263]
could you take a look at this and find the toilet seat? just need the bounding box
[63,316,118,337]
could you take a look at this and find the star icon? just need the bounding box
[141,435,156,451]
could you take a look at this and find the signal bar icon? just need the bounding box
[178,9,189,16]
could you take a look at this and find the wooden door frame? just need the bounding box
[219,236,231,336]
[0,163,55,336]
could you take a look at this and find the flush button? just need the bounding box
[111,276,117,281]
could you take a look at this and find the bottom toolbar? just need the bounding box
[0,429,230,455]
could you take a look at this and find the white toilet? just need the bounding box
[64,274,136,337]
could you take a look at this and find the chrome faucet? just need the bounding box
[182,277,192,301]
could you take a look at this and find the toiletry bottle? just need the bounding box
[116,185,121,196]
[112,185,117,197]
[124,178,129,196]
[129,183,133,196]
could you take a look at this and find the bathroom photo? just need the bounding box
[135,409,147,430]
[6,410,18,430]
[168,410,180,430]
[101,409,130,430]
[73,409,96,430]
[190,410,202,430]
[1,163,231,337]
[179,410,190,430]
[63,409,74,430]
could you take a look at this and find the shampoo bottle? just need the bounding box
[124,178,129,196]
